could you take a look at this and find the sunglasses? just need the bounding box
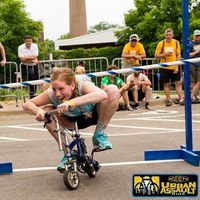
[131,39,137,42]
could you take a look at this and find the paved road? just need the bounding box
[0,103,200,200]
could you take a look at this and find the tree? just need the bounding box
[116,0,200,57]
[88,21,121,33]
[38,39,55,60]
[0,0,41,62]
[58,33,71,40]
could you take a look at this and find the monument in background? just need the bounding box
[69,0,87,38]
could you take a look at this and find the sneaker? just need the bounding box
[174,98,180,104]
[0,104,3,108]
[127,105,134,111]
[179,99,185,106]
[145,102,151,110]
[166,100,172,106]
[191,98,200,104]
[57,154,68,172]
[134,103,140,110]
[92,131,112,150]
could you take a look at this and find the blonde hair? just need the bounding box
[50,67,78,98]
[75,66,85,74]
[164,28,174,35]
[51,67,74,84]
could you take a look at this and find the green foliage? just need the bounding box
[58,33,71,40]
[88,21,121,33]
[0,0,41,63]
[116,0,200,57]
[52,46,123,64]
[38,39,55,60]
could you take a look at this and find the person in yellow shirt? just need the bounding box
[155,28,184,106]
[122,34,146,68]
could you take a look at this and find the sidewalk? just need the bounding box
[0,100,24,115]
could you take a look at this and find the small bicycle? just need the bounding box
[44,110,100,190]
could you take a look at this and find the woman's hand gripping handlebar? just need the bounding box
[44,109,58,128]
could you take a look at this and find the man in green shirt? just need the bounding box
[101,65,133,111]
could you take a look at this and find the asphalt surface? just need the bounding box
[0,98,200,200]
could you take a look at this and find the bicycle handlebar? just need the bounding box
[44,109,58,126]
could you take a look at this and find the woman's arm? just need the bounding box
[22,90,51,121]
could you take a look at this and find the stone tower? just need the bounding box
[69,0,87,38]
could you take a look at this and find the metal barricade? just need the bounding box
[19,57,109,101]
[0,62,19,106]
[112,57,162,91]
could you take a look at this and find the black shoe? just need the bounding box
[145,102,151,110]
[174,98,180,104]
[0,104,3,108]
[166,100,172,106]
[133,103,140,110]
[191,98,200,104]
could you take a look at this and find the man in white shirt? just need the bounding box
[18,35,39,99]
[126,71,152,110]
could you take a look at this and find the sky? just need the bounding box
[23,0,135,41]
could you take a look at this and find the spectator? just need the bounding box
[122,34,146,68]
[0,42,6,108]
[18,35,39,99]
[154,28,184,106]
[101,65,133,111]
[190,29,200,103]
[126,70,152,110]
[78,60,85,67]
[75,65,86,74]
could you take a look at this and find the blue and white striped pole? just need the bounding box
[0,58,200,89]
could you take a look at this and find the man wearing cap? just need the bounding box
[154,28,184,106]
[190,29,200,103]
[126,70,152,110]
[122,34,146,68]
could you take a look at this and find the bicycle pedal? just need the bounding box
[57,167,65,173]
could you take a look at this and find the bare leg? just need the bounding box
[142,85,152,103]
[175,80,184,101]
[191,82,200,99]
[132,85,139,104]
[93,85,119,150]
[164,83,171,100]
[96,84,119,126]
[122,90,131,109]
[42,105,74,145]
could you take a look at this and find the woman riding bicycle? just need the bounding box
[23,67,119,171]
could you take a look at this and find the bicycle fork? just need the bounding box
[53,115,77,171]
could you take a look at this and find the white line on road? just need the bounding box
[0,136,29,141]
[1,124,184,132]
[13,159,184,173]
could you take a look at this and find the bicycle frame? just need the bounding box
[44,109,100,190]
[48,112,86,159]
